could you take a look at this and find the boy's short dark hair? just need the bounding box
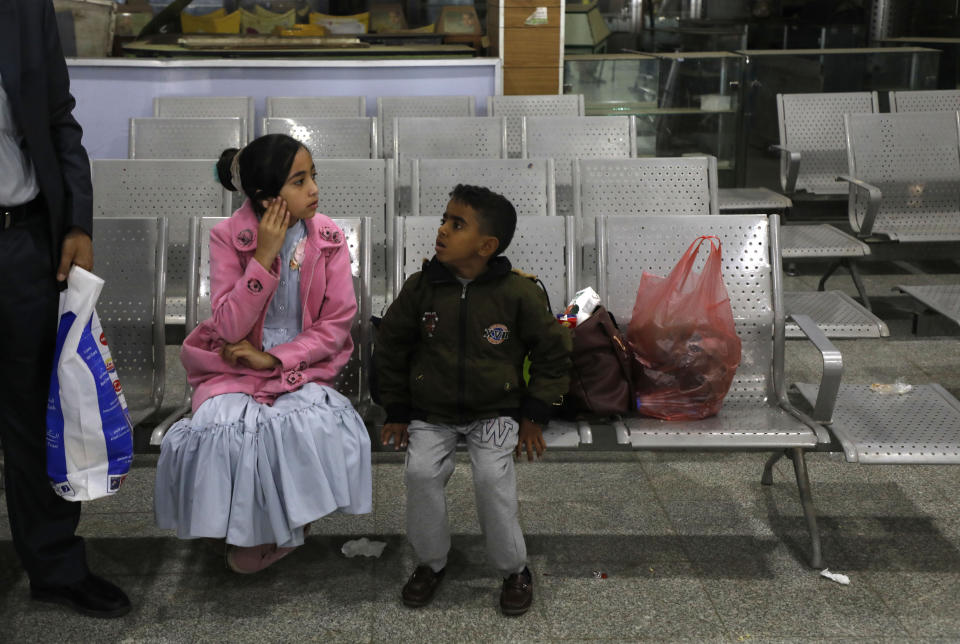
[449,184,517,256]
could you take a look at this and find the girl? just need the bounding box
[155,134,372,574]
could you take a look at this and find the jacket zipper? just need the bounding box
[457,282,468,423]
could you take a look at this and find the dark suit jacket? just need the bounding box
[0,0,93,263]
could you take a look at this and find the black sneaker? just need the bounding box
[401,565,445,607]
[30,573,131,618]
[500,567,533,616]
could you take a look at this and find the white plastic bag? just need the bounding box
[46,267,133,501]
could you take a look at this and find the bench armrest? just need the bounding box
[770,144,801,194]
[836,174,882,237]
[788,313,843,424]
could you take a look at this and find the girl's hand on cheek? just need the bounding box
[254,197,290,270]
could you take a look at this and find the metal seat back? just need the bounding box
[522,115,636,214]
[573,156,718,287]
[92,159,231,325]
[845,111,960,239]
[262,117,377,159]
[129,117,245,159]
[92,216,168,425]
[411,158,554,218]
[777,92,878,195]
[395,215,577,309]
[154,96,254,143]
[377,95,475,158]
[488,94,584,158]
[312,159,394,307]
[889,89,960,113]
[266,96,366,118]
[597,214,781,405]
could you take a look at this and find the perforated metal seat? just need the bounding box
[262,117,377,159]
[597,214,842,567]
[154,96,254,143]
[523,116,637,215]
[394,215,588,448]
[717,187,792,212]
[890,89,960,113]
[774,92,879,196]
[411,158,555,218]
[897,284,960,327]
[267,96,366,118]
[92,160,231,325]
[151,215,372,446]
[841,112,960,242]
[572,156,717,287]
[795,383,960,464]
[488,94,584,158]
[784,291,889,338]
[377,96,475,158]
[129,118,245,160]
[92,217,168,426]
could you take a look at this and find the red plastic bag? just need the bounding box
[627,235,741,420]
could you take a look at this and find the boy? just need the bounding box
[376,185,571,616]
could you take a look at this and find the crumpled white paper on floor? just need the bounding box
[341,537,387,558]
[820,568,850,585]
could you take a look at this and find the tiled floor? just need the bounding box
[2,256,959,642]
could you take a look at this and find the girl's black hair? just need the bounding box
[215,133,305,216]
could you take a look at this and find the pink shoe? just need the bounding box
[226,543,298,574]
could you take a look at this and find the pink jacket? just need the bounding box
[181,200,357,411]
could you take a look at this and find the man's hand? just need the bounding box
[516,419,546,462]
[381,422,409,451]
[57,227,93,282]
[220,340,281,371]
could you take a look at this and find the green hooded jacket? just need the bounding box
[376,255,572,425]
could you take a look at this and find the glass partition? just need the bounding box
[738,47,941,186]
[564,52,742,185]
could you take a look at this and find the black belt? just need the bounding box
[0,195,44,230]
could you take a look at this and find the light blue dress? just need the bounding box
[155,222,372,548]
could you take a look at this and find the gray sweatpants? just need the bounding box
[404,416,527,576]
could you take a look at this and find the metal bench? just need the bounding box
[266,96,366,119]
[771,92,878,307]
[596,214,842,568]
[154,96,254,143]
[411,158,555,219]
[488,94,584,158]
[129,117,245,160]
[889,89,960,113]
[774,92,879,197]
[91,159,231,326]
[262,117,378,159]
[393,214,588,448]
[152,215,372,445]
[571,157,883,337]
[377,95,475,158]
[840,111,960,243]
[92,217,168,426]
[523,115,637,216]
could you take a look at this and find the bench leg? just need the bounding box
[816,260,842,292]
[845,259,871,311]
[790,447,823,569]
[761,450,784,486]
